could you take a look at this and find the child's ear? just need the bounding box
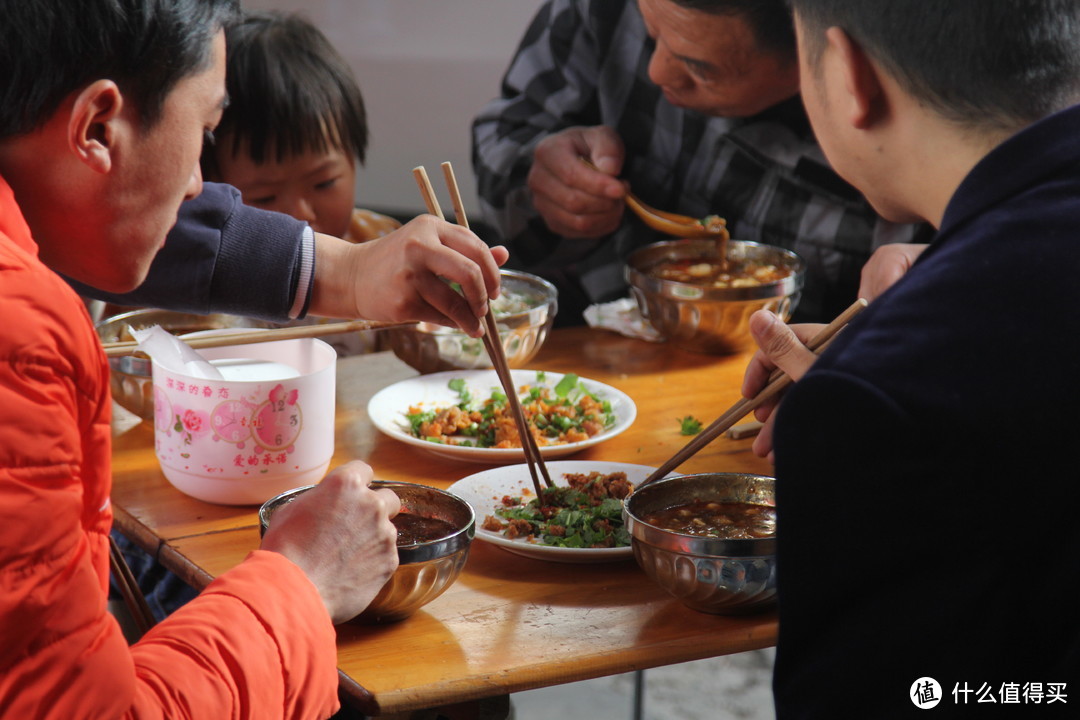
[68,79,125,174]
[826,26,885,130]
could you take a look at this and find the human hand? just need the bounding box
[260,461,401,624]
[858,243,928,301]
[527,125,627,238]
[741,311,823,461]
[309,217,509,338]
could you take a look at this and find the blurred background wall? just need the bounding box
[242,0,542,220]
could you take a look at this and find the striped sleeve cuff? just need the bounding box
[289,226,316,319]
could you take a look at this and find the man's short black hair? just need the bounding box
[671,0,796,60]
[0,0,240,140]
[791,0,1080,131]
[204,10,369,172]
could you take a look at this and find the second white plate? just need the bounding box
[447,460,659,563]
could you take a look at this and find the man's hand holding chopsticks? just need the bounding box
[308,215,509,338]
[741,310,823,461]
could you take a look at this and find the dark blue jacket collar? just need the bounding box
[940,102,1080,237]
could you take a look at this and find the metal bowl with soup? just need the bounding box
[625,239,805,354]
[260,481,475,623]
[623,472,777,615]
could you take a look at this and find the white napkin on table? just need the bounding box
[583,298,664,342]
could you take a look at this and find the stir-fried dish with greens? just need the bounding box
[405,372,616,448]
[481,471,634,548]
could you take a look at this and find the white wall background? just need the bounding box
[242,0,543,218]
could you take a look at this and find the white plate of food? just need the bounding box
[367,369,636,463]
[447,460,659,563]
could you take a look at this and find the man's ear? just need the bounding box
[825,26,885,130]
[68,79,125,174]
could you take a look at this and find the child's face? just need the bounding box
[213,141,357,238]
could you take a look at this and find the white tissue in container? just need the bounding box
[151,338,336,505]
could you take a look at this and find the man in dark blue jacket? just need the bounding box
[744,0,1080,716]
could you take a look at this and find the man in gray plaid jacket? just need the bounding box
[472,0,926,325]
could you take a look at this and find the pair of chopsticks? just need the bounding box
[413,162,554,505]
[637,297,869,488]
[101,319,414,358]
[108,535,157,638]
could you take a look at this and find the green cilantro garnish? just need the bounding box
[448,377,471,407]
[553,372,579,398]
[679,415,703,435]
[492,475,632,548]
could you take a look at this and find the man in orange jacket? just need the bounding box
[0,1,505,717]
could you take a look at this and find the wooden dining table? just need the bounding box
[109,325,778,718]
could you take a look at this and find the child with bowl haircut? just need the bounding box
[201,9,399,359]
[201,10,400,244]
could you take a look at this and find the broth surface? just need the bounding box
[649,259,792,288]
[643,501,776,539]
[393,512,457,545]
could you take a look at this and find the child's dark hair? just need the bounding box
[203,10,368,175]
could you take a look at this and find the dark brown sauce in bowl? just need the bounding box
[392,512,458,546]
[642,501,776,540]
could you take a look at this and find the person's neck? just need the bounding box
[750,94,810,135]
[885,108,1013,229]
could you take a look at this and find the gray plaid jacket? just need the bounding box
[471,0,924,323]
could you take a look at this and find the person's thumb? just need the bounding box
[582,128,624,177]
[748,310,813,382]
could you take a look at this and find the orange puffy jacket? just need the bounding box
[0,176,340,719]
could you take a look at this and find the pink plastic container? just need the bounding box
[151,338,336,505]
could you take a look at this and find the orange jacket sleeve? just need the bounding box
[0,178,340,719]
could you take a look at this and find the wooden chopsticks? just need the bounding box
[101,319,414,358]
[108,535,157,638]
[413,163,554,505]
[637,297,869,488]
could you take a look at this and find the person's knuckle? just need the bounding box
[765,325,800,360]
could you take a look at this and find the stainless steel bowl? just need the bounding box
[95,309,273,420]
[623,473,776,615]
[625,239,805,354]
[260,480,475,623]
[385,269,557,374]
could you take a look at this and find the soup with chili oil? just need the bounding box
[642,501,776,539]
[392,512,458,545]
